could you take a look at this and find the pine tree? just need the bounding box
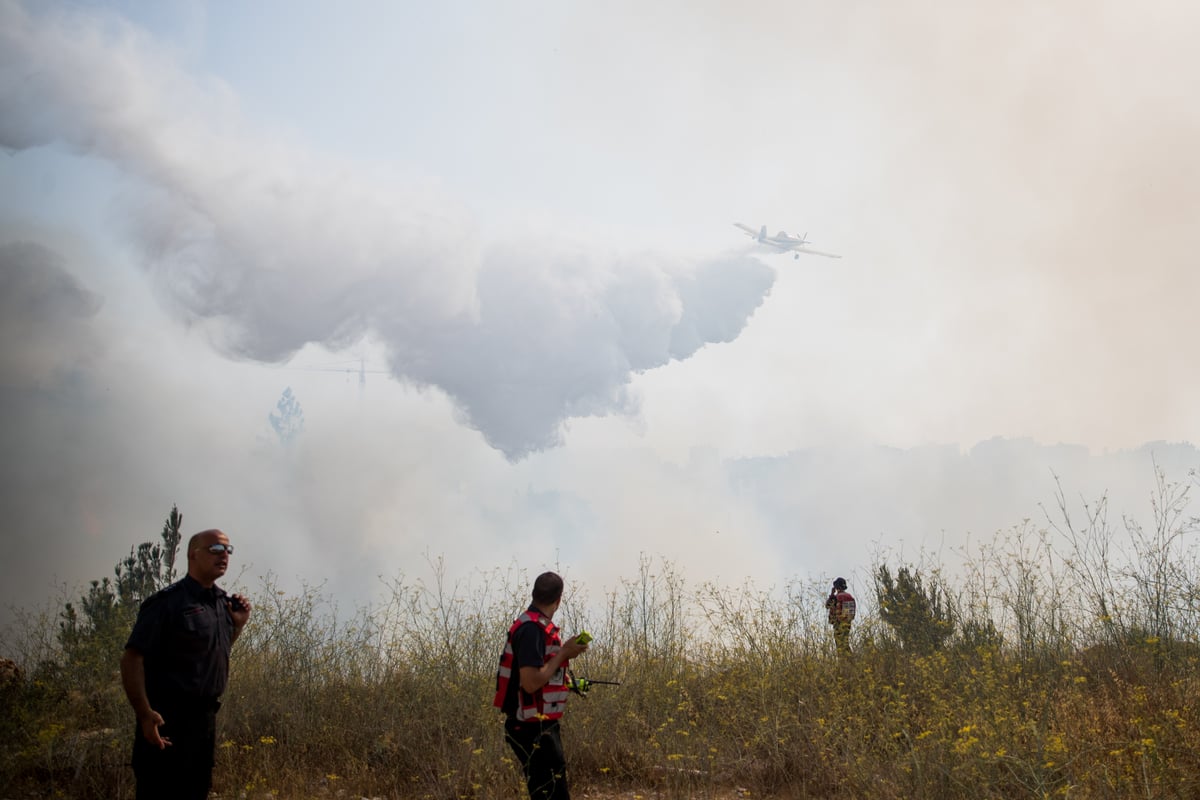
[874,564,955,653]
[57,506,185,682]
[269,386,305,446]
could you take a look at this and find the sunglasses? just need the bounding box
[205,543,234,555]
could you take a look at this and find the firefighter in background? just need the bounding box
[825,577,857,654]
[494,572,589,800]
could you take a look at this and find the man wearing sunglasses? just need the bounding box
[120,529,252,800]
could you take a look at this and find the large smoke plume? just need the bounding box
[0,1,774,459]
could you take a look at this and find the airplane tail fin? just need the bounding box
[758,225,767,242]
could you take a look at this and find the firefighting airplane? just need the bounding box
[733,223,841,259]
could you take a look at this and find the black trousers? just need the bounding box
[504,717,570,800]
[131,701,219,800]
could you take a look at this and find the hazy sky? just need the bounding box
[2,0,1198,627]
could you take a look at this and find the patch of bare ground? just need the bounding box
[578,788,758,799]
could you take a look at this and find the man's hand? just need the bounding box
[562,635,590,660]
[228,593,252,628]
[138,709,171,749]
[228,594,252,644]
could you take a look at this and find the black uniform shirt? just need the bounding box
[126,575,234,705]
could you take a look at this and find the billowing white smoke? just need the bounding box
[0,1,774,459]
[0,241,102,386]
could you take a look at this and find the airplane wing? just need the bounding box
[732,223,759,238]
[794,246,841,259]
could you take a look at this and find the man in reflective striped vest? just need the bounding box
[494,571,590,800]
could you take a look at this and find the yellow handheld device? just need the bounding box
[576,631,593,645]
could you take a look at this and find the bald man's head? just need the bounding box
[187,529,231,587]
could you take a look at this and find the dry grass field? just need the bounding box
[3,474,1199,799]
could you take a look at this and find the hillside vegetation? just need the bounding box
[2,469,1198,799]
